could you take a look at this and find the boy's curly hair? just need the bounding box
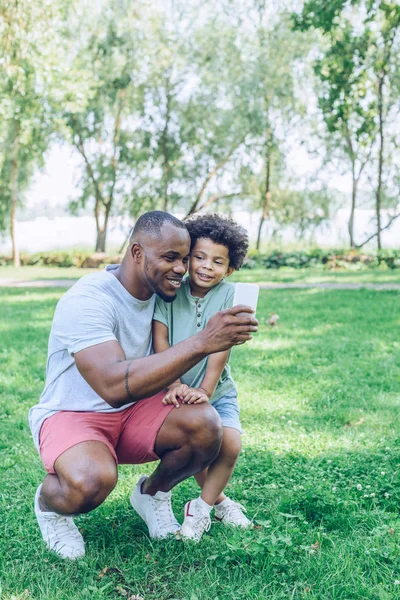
[184,213,249,270]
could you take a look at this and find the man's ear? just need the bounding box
[130,242,143,264]
[225,266,235,278]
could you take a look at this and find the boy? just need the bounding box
[152,213,251,541]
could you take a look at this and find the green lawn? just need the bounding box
[0,266,96,281]
[1,283,400,599]
[0,265,399,285]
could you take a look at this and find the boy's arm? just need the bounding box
[198,350,230,398]
[182,350,230,404]
[152,320,181,388]
[153,319,189,408]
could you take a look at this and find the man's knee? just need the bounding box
[62,463,117,513]
[186,404,223,464]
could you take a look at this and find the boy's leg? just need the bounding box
[197,427,241,505]
[181,389,255,541]
[181,427,243,541]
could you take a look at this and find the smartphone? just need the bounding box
[233,283,259,316]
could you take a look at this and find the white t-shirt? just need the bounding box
[29,265,155,449]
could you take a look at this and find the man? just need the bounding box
[29,211,258,559]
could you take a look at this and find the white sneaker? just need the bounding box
[214,497,252,528]
[130,476,180,539]
[180,497,212,542]
[34,485,85,559]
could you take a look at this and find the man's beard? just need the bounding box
[144,259,176,303]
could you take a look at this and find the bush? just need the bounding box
[0,250,122,268]
[1,248,399,270]
[242,248,400,270]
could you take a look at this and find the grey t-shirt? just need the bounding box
[29,265,155,449]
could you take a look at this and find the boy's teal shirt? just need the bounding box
[153,278,237,403]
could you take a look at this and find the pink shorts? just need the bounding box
[39,391,175,474]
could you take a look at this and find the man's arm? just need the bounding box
[75,305,257,409]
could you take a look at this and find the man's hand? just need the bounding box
[199,305,258,354]
[162,382,189,408]
[181,387,210,405]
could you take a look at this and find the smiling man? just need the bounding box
[29,211,258,559]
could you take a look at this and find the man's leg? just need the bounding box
[39,440,118,515]
[36,440,118,559]
[121,400,222,539]
[143,403,223,494]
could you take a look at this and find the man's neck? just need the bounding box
[112,262,152,301]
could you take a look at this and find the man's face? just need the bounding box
[141,222,191,302]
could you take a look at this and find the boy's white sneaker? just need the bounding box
[34,485,85,559]
[214,497,252,528]
[180,497,212,542]
[130,475,180,539]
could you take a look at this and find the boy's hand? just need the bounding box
[162,383,189,408]
[182,387,210,405]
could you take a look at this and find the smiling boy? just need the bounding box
[152,213,252,541]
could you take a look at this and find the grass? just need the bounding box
[0,265,399,285]
[1,281,400,599]
[0,266,95,281]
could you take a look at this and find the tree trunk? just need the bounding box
[376,76,384,250]
[162,86,171,212]
[256,143,271,251]
[94,196,110,253]
[96,228,107,253]
[348,168,357,248]
[11,123,20,268]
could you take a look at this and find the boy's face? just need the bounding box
[189,237,234,295]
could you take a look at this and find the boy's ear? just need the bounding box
[225,266,235,278]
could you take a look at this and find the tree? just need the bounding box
[0,0,65,265]
[294,0,400,248]
[231,4,309,249]
[61,1,151,252]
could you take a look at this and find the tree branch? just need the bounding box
[186,134,247,216]
[356,211,400,248]
[192,191,243,215]
[74,133,103,207]
[108,90,125,209]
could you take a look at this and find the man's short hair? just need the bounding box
[130,211,186,242]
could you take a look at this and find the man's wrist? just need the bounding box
[192,330,209,356]
[198,386,211,399]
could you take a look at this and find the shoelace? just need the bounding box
[153,495,178,529]
[45,515,82,546]
[191,512,211,537]
[220,502,248,521]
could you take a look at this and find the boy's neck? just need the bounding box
[189,279,212,299]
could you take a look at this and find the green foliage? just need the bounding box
[293,0,400,248]
[0,0,68,232]
[1,247,399,271]
[243,248,400,270]
[0,250,120,268]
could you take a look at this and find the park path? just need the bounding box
[0,278,399,290]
